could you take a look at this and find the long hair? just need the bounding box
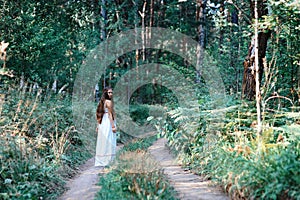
[96,87,114,124]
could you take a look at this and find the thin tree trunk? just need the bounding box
[0,41,8,114]
[134,0,141,102]
[101,0,107,88]
[298,66,300,90]
[251,0,271,83]
[237,10,242,95]
[139,1,146,61]
[135,0,139,68]
[198,0,206,48]
[146,0,154,60]
[149,0,154,27]
[254,0,262,136]
[101,0,107,40]
[0,41,9,69]
[196,0,207,82]
[242,0,270,99]
[219,1,225,54]
[230,9,239,95]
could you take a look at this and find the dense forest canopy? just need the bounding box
[0,0,299,199]
[0,0,299,100]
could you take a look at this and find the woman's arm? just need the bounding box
[105,100,117,133]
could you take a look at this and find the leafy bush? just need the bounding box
[120,136,156,152]
[0,89,92,199]
[0,134,65,199]
[163,97,300,199]
[129,104,150,125]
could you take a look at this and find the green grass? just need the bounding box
[95,136,179,200]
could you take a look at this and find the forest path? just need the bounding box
[57,158,106,200]
[59,138,229,200]
[149,138,229,200]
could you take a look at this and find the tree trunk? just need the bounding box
[100,0,107,88]
[134,0,141,102]
[139,1,147,61]
[219,1,225,55]
[230,8,239,94]
[147,0,154,59]
[101,0,107,41]
[242,0,271,100]
[0,41,9,69]
[254,0,262,136]
[195,0,207,82]
[298,66,300,90]
[149,0,154,27]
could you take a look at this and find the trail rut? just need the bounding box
[59,138,229,200]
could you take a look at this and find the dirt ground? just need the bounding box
[57,158,105,200]
[58,138,229,200]
[149,138,229,200]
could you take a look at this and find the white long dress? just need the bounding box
[95,108,116,166]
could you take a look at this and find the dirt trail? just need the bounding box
[57,158,106,200]
[59,138,229,200]
[149,138,229,200]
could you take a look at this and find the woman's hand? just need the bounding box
[112,126,117,133]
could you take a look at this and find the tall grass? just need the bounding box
[0,87,93,199]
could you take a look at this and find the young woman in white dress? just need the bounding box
[95,87,117,167]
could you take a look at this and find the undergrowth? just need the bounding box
[0,88,93,199]
[163,96,300,200]
[95,136,179,200]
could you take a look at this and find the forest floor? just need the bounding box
[58,138,229,200]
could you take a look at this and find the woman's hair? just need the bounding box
[96,87,114,124]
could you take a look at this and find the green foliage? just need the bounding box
[163,96,300,199]
[0,134,65,199]
[96,137,178,200]
[209,0,251,93]
[129,104,150,125]
[0,88,92,199]
[121,136,156,152]
[0,0,98,90]
[260,0,300,104]
[200,141,300,200]
[0,0,299,199]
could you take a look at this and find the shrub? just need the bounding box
[0,89,92,199]
[163,98,300,199]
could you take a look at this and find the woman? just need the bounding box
[95,87,117,167]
